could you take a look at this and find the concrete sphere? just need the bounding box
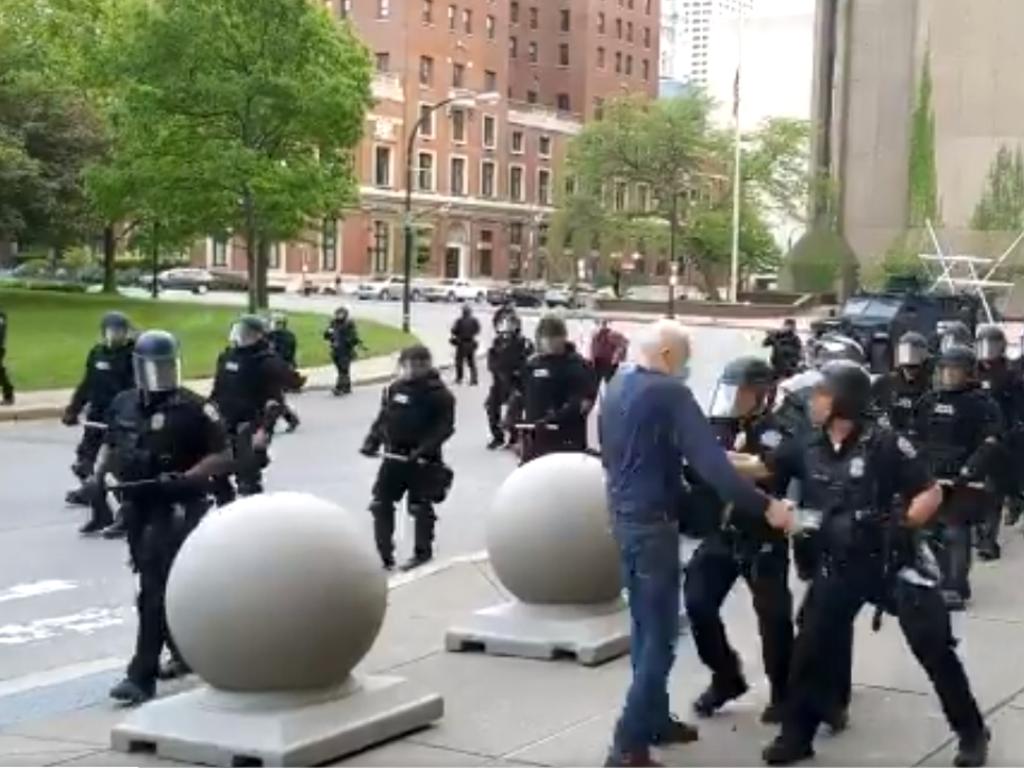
[486,453,621,605]
[166,492,387,692]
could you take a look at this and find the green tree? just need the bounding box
[908,52,940,226]
[742,117,811,222]
[971,145,1024,231]
[110,0,372,310]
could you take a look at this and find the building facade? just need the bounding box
[199,0,660,283]
[660,0,752,88]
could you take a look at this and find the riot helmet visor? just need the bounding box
[895,340,928,367]
[977,336,1006,362]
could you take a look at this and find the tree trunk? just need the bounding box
[102,225,117,293]
[255,238,270,310]
[242,188,258,313]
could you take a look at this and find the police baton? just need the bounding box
[937,479,987,491]
[82,421,109,431]
[381,451,430,466]
[513,422,560,432]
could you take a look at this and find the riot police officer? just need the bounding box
[916,345,1002,609]
[763,362,989,767]
[102,330,229,705]
[871,331,931,439]
[938,319,973,352]
[209,315,303,501]
[268,313,301,432]
[361,345,455,571]
[324,306,363,396]
[683,357,794,724]
[450,304,481,385]
[805,333,865,370]
[485,313,533,449]
[63,312,135,517]
[0,308,13,405]
[519,315,597,462]
[974,324,1022,558]
[763,318,803,379]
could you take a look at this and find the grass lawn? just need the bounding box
[0,289,414,391]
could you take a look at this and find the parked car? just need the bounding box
[356,275,410,301]
[544,283,594,309]
[155,268,213,294]
[422,278,488,303]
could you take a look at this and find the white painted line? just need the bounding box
[0,580,78,604]
[0,607,125,645]
[0,657,125,699]
[387,550,488,589]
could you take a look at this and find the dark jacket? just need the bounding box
[487,332,533,388]
[67,341,136,420]
[363,371,456,460]
[450,315,481,349]
[268,328,298,367]
[324,318,361,359]
[210,341,302,429]
[763,329,802,377]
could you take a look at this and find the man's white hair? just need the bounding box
[634,319,691,369]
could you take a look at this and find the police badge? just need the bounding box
[850,456,865,478]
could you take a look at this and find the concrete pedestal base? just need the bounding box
[445,599,632,666]
[110,674,443,767]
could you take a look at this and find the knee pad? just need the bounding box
[370,500,394,519]
[408,503,436,521]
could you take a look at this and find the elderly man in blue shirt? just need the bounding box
[600,319,794,767]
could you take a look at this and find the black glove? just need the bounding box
[158,472,204,495]
[62,408,79,427]
[360,441,380,458]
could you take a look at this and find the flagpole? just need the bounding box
[729,4,744,303]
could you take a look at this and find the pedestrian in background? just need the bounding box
[0,308,13,405]
[450,304,481,385]
[590,319,629,384]
[324,306,363,396]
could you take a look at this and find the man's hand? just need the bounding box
[62,408,79,427]
[252,429,270,451]
[765,498,796,532]
[360,442,379,458]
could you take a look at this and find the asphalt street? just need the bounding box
[0,298,765,694]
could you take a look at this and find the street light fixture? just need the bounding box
[401,90,502,333]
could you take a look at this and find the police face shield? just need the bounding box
[976,336,1006,362]
[497,317,518,336]
[937,363,970,392]
[103,325,130,347]
[271,314,287,331]
[709,382,763,420]
[398,357,432,381]
[133,354,180,393]
[229,322,263,349]
[809,385,835,426]
[895,340,928,368]
[537,333,568,355]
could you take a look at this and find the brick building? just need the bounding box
[196,0,660,283]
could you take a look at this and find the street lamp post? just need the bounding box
[401,90,500,334]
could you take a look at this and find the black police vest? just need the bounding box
[921,390,987,478]
[109,392,196,482]
[214,347,271,425]
[379,377,445,452]
[524,353,580,421]
[886,374,928,437]
[979,366,1017,427]
[86,344,135,415]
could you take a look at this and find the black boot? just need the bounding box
[762,734,814,766]
[157,657,192,681]
[102,515,128,540]
[954,728,990,768]
[109,677,154,706]
[400,554,432,572]
[65,487,90,507]
[79,516,112,536]
[693,676,749,718]
[487,436,505,450]
[761,700,786,725]
[652,716,699,745]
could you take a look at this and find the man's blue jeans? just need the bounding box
[612,519,681,755]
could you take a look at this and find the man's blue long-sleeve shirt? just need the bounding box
[600,365,769,525]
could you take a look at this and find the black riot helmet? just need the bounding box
[398,344,433,381]
[895,330,929,368]
[812,360,872,422]
[536,314,569,355]
[936,344,976,392]
[133,330,180,394]
[807,333,865,369]
[100,311,131,348]
[975,324,1007,363]
[335,305,349,321]
[709,356,776,420]
[937,320,972,352]
[270,312,288,331]
[229,314,267,349]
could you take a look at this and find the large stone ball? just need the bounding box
[166,492,386,692]
[486,453,621,605]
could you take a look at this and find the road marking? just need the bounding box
[387,550,488,589]
[0,657,124,698]
[0,580,78,604]
[0,607,124,645]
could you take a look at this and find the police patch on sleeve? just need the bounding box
[759,429,783,449]
[203,403,221,423]
[896,435,917,459]
[150,412,165,431]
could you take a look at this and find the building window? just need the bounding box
[560,8,570,32]
[558,43,569,66]
[597,46,606,68]
[528,6,538,29]
[212,236,228,267]
[616,18,622,39]
[450,157,466,196]
[644,26,651,47]
[628,0,634,9]
[527,90,538,104]
[422,0,433,24]
[565,175,577,197]
[419,56,434,85]
[484,69,497,92]
[463,8,472,33]
[538,169,551,205]
[637,184,650,212]
[483,115,497,148]
[322,219,337,272]
[510,0,519,24]
[645,0,651,13]
[614,181,628,211]
[478,229,493,277]
[486,14,495,38]
[626,21,633,42]
[615,51,622,73]
[538,223,549,248]
[374,52,390,72]
[481,160,496,197]
[556,93,570,111]
[339,0,351,18]
[625,55,633,75]
[539,135,552,157]
[268,242,281,271]
[510,222,523,246]
[371,221,390,273]
[376,0,389,19]
[374,145,392,187]
[528,41,538,63]
[510,36,518,57]
[597,11,605,33]
[417,151,435,191]
[415,226,433,271]
[510,165,525,201]
[511,130,524,153]
[452,62,465,87]
[419,103,435,137]
[642,59,650,80]
[451,108,466,142]
[447,4,456,30]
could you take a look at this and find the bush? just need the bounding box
[782,226,857,293]
[0,279,88,293]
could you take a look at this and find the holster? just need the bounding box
[417,461,454,503]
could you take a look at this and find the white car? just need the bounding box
[356,275,408,301]
[422,278,487,303]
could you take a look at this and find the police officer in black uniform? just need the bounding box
[102,330,229,705]
[762,362,989,767]
[872,331,932,440]
[974,324,1023,558]
[324,306,363,396]
[450,304,481,385]
[63,312,135,513]
[683,357,794,724]
[0,308,13,405]
[485,313,533,449]
[519,315,596,462]
[361,345,455,571]
[268,313,301,432]
[209,315,302,502]
[938,319,973,353]
[763,318,803,379]
[916,345,1002,610]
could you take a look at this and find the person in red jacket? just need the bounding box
[590,320,629,384]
